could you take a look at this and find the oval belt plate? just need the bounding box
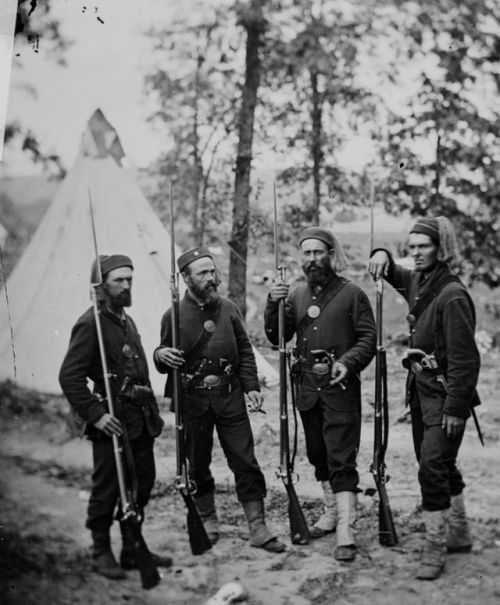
[203,374,221,387]
[204,320,216,333]
[307,305,320,318]
[312,362,330,375]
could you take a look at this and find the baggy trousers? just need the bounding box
[185,406,266,503]
[300,399,360,493]
[410,395,466,511]
[86,432,156,532]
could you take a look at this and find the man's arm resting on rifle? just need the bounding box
[367,248,413,297]
[154,346,185,369]
[264,279,295,345]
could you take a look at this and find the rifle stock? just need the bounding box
[88,190,160,589]
[371,278,398,547]
[169,186,212,556]
[274,184,310,545]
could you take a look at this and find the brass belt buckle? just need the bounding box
[203,374,221,388]
[312,362,330,375]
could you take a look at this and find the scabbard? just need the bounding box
[437,373,484,447]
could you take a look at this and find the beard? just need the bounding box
[110,291,132,308]
[190,280,220,305]
[302,257,334,288]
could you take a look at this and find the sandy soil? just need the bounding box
[1,348,500,605]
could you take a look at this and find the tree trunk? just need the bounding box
[228,0,266,317]
[432,130,442,206]
[310,68,323,224]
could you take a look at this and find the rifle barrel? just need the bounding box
[274,183,310,545]
[372,277,398,546]
[168,185,211,555]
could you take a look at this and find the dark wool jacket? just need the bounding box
[264,274,376,412]
[59,306,151,438]
[380,251,481,421]
[154,292,260,417]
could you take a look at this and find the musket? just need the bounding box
[371,278,398,547]
[88,190,160,589]
[369,175,398,547]
[274,182,310,545]
[169,185,212,556]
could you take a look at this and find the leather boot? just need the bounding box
[334,491,357,562]
[194,491,220,545]
[416,509,448,580]
[447,493,472,553]
[91,529,126,580]
[120,521,173,569]
[242,500,286,553]
[309,480,337,539]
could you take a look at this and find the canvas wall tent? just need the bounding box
[0,109,278,395]
[0,220,7,247]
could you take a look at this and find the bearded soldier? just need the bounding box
[264,227,376,561]
[59,255,171,579]
[154,247,286,553]
[368,216,481,580]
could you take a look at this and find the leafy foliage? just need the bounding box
[378,0,500,286]
[144,2,242,246]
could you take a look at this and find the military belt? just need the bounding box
[183,373,233,392]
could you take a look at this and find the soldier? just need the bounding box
[154,247,286,553]
[59,255,172,579]
[368,216,481,580]
[264,227,376,561]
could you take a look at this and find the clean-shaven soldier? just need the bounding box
[368,216,481,580]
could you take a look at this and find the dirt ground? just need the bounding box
[1,347,500,605]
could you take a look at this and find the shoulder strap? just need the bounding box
[182,301,222,372]
[408,273,460,324]
[296,278,349,337]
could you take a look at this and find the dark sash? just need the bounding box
[296,277,348,338]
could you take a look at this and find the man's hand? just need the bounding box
[269,276,289,302]
[329,362,348,387]
[156,346,185,368]
[94,413,122,437]
[246,390,264,413]
[442,413,465,440]
[367,250,390,281]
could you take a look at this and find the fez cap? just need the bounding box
[91,254,133,283]
[410,217,440,244]
[177,247,214,272]
[299,226,335,250]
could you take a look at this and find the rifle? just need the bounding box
[274,183,310,545]
[370,278,398,546]
[169,186,212,556]
[88,191,160,589]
